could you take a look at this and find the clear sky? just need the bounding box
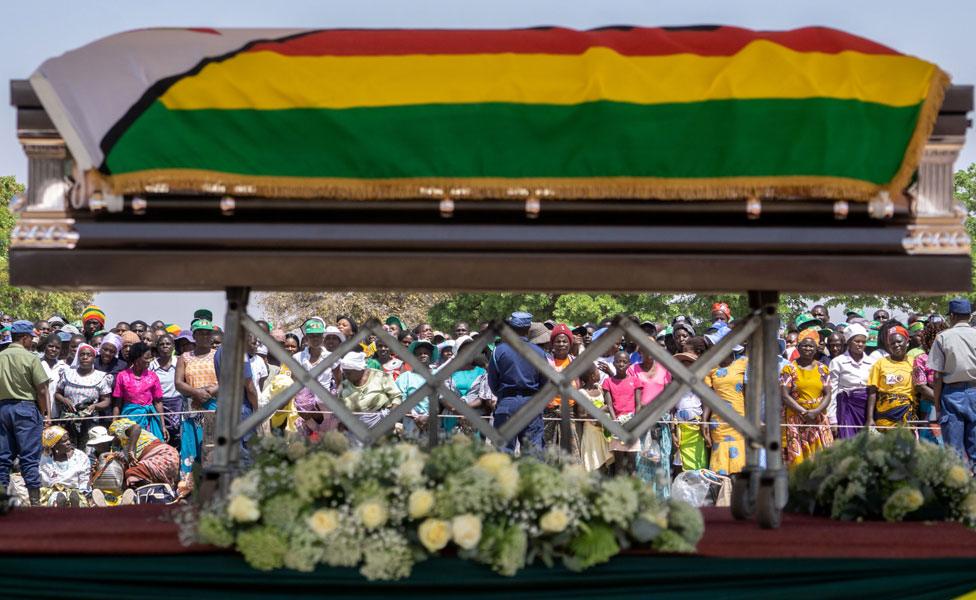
[1,1,974,326]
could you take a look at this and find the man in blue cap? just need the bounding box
[928,298,976,466]
[0,320,52,506]
[488,311,548,453]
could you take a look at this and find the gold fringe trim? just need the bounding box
[887,66,950,196]
[98,169,888,202]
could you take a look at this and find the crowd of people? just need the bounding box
[1,296,975,508]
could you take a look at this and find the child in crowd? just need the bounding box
[601,351,644,475]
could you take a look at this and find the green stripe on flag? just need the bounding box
[106,98,920,184]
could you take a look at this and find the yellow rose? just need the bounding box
[451,514,482,550]
[946,465,970,488]
[226,495,260,523]
[408,489,435,519]
[307,509,340,537]
[539,507,570,533]
[476,452,512,476]
[356,500,389,529]
[963,493,976,520]
[396,443,422,462]
[418,518,452,552]
[495,464,520,499]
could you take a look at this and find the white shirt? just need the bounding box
[293,348,334,393]
[249,354,269,390]
[40,448,92,492]
[41,359,67,418]
[827,351,876,425]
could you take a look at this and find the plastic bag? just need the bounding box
[670,470,713,507]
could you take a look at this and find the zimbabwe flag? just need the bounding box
[33,26,948,200]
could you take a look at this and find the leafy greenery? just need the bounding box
[0,175,91,320]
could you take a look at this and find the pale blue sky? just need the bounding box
[1,1,974,326]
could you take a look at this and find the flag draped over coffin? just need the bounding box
[31,26,948,201]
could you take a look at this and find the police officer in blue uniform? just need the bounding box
[488,312,547,453]
[0,320,52,506]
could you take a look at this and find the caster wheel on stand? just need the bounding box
[757,483,781,529]
[731,475,755,520]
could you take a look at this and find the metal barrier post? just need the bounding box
[209,287,249,486]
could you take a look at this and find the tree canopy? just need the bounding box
[0,175,92,321]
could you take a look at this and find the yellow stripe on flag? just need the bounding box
[160,40,937,111]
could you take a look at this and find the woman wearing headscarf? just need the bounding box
[109,418,180,489]
[55,343,113,448]
[119,331,141,363]
[94,332,128,377]
[913,318,949,444]
[39,426,94,507]
[339,352,403,431]
[112,342,166,441]
[827,324,875,439]
[780,329,833,465]
[542,324,581,457]
[867,325,916,431]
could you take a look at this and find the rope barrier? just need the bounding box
[47,407,941,431]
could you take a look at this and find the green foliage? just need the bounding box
[0,175,92,320]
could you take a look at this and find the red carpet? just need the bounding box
[2,506,974,558]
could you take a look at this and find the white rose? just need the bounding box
[398,458,425,485]
[418,518,452,552]
[396,443,422,462]
[286,441,307,461]
[307,509,340,537]
[451,514,482,550]
[337,450,361,475]
[539,507,570,533]
[476,452,512,476]
[226,494,260,523]
[229,471,260,498]
[408,489,435,519]
[356,500,389,529]
[495,464,520,499]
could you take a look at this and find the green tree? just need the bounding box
[0,176,92,321]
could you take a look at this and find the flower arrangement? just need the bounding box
[788,428,976,527]
[185,433,704,580]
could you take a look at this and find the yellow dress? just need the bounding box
[868,357,915,428]
[704,358,747,476]
[781,361,833,466]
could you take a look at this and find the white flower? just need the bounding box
[495,464,520,499]
[451,514,482,550]
[396,443,422,462]
[307,509,340,537]
[286,441,307,461]
[356,500,389,529]
[337,450,360,475]
[398,459,425,485]
[418,518,452,552]
[476,452,512,476]
[408,489,435,519]
[229,471,260,498]
[945,465,970,489]
[539,507,570,533]
[227,494,260,523]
